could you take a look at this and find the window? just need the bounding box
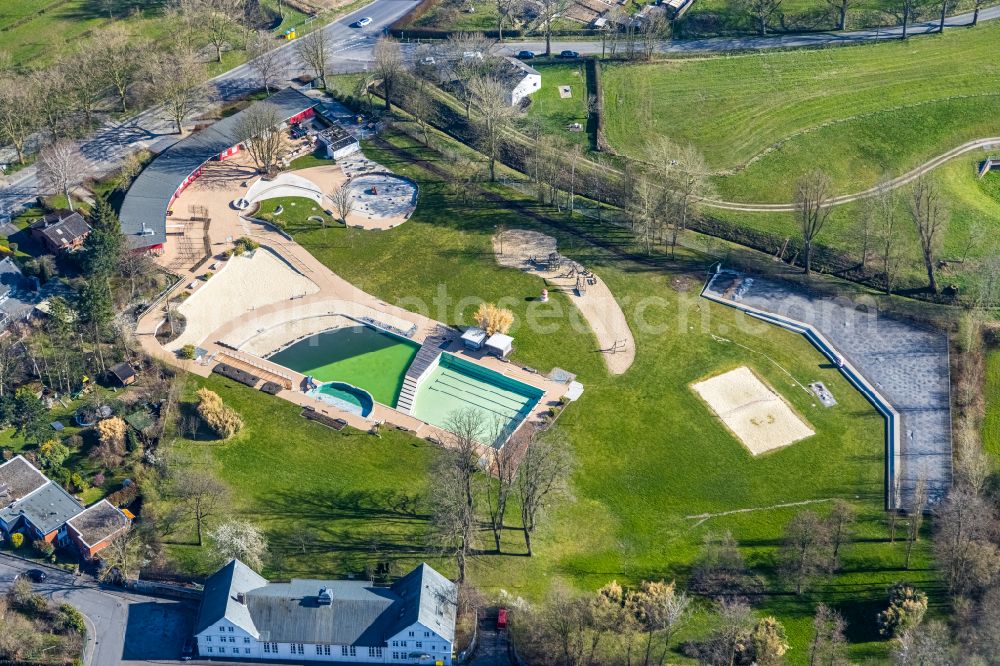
[206,637,212,643]
[218,626,225,632]
[425,632,431,637]
[349,646,356,657]
[295,643,305,655]
[369,647,377,657]
[232,647,239,654]
[229,637,236,643]
[392,640,398,647]
[244,648,251,654]
[244,637,251,644]
[408,631,415,637]
[401,640,407,648]
[323,645,331,656]
[376,647,383,657]
[206,647,213,654]
[342,646,349,656]
[316,645,323,655]
[228,627,234,632]
[264,644,272,654]
[416,642,423,649]
[393,652,399,660]
[264,642,277,653]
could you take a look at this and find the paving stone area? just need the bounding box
[705,271,952,506]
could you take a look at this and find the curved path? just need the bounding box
[701,136,1000,211]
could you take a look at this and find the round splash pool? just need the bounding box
[308,381,375,417]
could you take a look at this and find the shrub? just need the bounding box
[92,472,105,487]
[178,344,197,360]
[70,473,89,493]
[10,533,24,549]
[196,388,244,439]
[474,302,514,336]
[38,439,70,469]
[55,604,87,634]
[877,583,928,637]
[233,236,259,255]
[32,539,55,558]
[107,483,139,507]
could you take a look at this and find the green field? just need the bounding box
[255,196,334,228]
[602,22,1000,202]
[983,349,1000,464]
[526,62,594,150]
[158,130,940,662]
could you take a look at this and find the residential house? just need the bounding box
[496,57,542,107]
[66,499,132,559]
[29,210,91,254]
[193,559,458,664]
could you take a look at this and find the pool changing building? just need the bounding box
[194,559,458,665]
[119,87,317,253]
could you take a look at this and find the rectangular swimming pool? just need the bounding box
[411,354,544,447]
[267,324,419,407]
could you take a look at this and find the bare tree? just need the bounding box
[247,31,284,94]
[937,0,950,32]
[870,181,905,295]
[809,604,848,666]
[795,169,834,275]
[494,0,525,41]
[900,0,915,38]
[655,139,714,258]
[743,0,783,35]
[234,106,283,173]
[894,620,953,666]
[826,0,850,28]
[905,476,929,569]
[0,78,36,164]
[971,0,985,24]
[98,528,145,582]
[909,176,947,294]
[934,488,1000,595]
[30,66,71,140]
[516,430,572,556]
[373,36,403,112]
[62,47,105,129]
[430,409,482,582]
[202,3,238,62]
[153,48,207,135]
[329,183,353,224]
[639,12,669,60]
[483,421,518,552]
[779,510,831,594]
[96,26,145,113]
[705,598,755,666]
[826,499,856,570]
[535,0,571,56]
[176,471,230,546]
[469,74,517,182]
[403,75,435,146]
[295,29,330,90]
[37,140,86,212]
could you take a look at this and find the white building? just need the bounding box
[498,57,542,106]
[317,123,361,160]
[193,560,458,665]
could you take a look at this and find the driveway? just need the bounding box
[0,554,196,666]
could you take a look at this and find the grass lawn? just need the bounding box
[982,349,1000,465]
[525,62,594,151]
[255,196,334,228]
[602,22,1000,202]
[161,129,936,662]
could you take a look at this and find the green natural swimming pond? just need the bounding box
[267,325,419,407]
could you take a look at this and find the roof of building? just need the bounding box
[66,499,130,548]
[119,88,317,249]
[497,57,541,90]
[195,560,457,646]
[461,327,487,345]
[317,123,358,152]
[109,362,136,383]
[0,456,48,507]
[31,210,90,249]
[486,333,514,351]
[0,478,83,535]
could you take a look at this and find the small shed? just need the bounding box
[461,327,488,350]
[109,362,137,387]
[485,333,514,359]
[317,123,360,160]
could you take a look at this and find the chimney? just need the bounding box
[236,592,247,605]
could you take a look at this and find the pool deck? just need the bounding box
[135,152,574,453]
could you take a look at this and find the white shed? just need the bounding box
[485,333,514,359]
[499,57,542,106]
[461,327,487,350]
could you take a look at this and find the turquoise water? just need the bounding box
[309,381,374,417]
[411,354,544,447]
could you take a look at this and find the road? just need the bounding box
[0,554,196,666]
[1,1,998,221]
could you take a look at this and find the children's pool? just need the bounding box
[268,325,419,407]
[411,354,543,447]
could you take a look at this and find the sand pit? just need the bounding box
[692,366,814,456]
[167,248,319,351]
[494,229,634,375]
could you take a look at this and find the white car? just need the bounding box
[353,16,373,27]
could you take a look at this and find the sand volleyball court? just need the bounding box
[692,366,814,455]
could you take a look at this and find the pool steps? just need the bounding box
[397,335,448,414]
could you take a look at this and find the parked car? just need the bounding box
[353,16,372,27]
[419,56,436,65]
[517,50,535,59]
[181,637,196,661]
[559,50,580,58]
[24,569,46,582]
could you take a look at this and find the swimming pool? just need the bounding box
[307,381,374,417]
[411,354,544,447]
[267,325,419,407]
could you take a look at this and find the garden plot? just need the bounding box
[692,366,814,455]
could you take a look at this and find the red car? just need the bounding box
[497,608,508,630]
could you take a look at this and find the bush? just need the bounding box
[32,539,55,558]
[107,483,139,507]
[474,302,514,336]
[178,344,197,360]
[196,388,244,439]
[10,533,24,549]
[55,604,87,635]
[233,236,259,255]
[92,472,105,487]
[877,583,928,637]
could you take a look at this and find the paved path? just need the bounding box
[704,270,952,508]
[0,554,196,666]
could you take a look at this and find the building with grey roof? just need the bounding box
[29,210,91,254]
[66,499,131,558]
[496,57,541,106]
[193,560,457,664]
[119,88,317,251]
[0,455,83,547]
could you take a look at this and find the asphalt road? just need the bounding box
[1,0,998,221]
[0,554,196,666]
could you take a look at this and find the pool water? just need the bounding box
[411,354,543,447]
[309,381,374,417]
[268,325,419,407]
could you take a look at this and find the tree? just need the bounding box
[38,439,71,469]
[904,476,928,570]
[751,616,790,666]
[94,416,128,468]
[0,77,35,164]
[690,530,761,598]
[705,598,755,666]
[909,176,947,294]
[483,428,518,552]
[826,0,850,29]
[234,106,283,174]
[430,409,482,582]
[493,0,524,41]
[247,31,283,94]
[62,46,105,129]
[403,75,435,146]
[809,603,848,666]
[933,488,1000,595]
[196,388,244,439]
[203,4,237,62]
[536,0,571,56]
[295,30,330,90]
[628,580,690,666]
[154,48,206,135]
[972,0,985,24]
[795,169,834,275]
[877,583,927,638]
[656,139,714,258]
[826,499,856,570]
[37,141,86,212]
[870,180,906,295]
[373,36,403,112]
[475,302,514,335]
[176,471,231,546]
[937,0,949,32]
[98,528,144,582]
[740,0,783,35]
[8,388,47,446]
[29,67,71,140]
[329,184,354,224]
[83,197,127,278]
[893,620,953,666]
[779,510,831,594]
[516,430,572,556]
[900,0,915,38]
[468,74,517,182]
[96,26,144,113]
[209,520,269,571]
